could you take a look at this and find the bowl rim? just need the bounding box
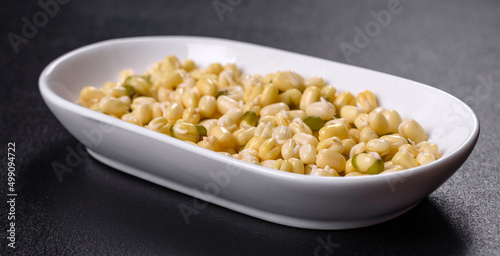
[38,35,481,185]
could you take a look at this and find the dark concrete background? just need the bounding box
[1,0,499,255]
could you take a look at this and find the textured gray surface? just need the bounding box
[1,0,499,255]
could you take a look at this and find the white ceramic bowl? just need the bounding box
[39,36,479,229]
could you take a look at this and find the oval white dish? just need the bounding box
[39,36,479,230]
